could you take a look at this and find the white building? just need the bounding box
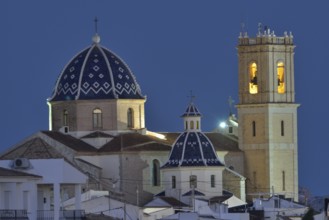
[0,159,87,219]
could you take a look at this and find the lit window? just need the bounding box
[93,108,102,129]
[153,160,160,186]
[63,110,68,126]
[196,121,199,129]
[190,175,197,188]
[185,121,188,130]
[277,62,285,94]
[172,176,176,189]
[249,62,258,94]
[211,175,215,188]
[127,108,134,128]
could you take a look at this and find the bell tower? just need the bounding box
[236,26,299,201]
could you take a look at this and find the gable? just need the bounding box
[0,137,63,160]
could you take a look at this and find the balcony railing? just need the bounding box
[0,210,28,219]
[37,210,86,220]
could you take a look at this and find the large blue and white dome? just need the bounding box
[49,34,144,101]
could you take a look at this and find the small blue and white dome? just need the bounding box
[163,102,224,168]
[181,103,202,117]
[49,34,144,101]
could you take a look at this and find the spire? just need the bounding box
[92,16,101,44]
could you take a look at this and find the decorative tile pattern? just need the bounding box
[181,103,202,117]
[163,132,224,168]
[50,44,144,101]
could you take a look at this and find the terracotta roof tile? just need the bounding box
[0,137,64,159]
[99,133,171,152]
[42,131,97,152]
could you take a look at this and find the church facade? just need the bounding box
[0,26,299,217]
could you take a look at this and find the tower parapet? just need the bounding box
[238,29,294,46]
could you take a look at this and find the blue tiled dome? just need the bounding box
[162,132,224,168]
[49,37,144,101]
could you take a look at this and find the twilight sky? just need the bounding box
[1,1,328,196]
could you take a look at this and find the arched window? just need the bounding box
[190,175,197,188]
[196,121,199,130]
[249,62,258,94]
[63,110,68,126]
[152,160,160,186]
[127,108,134,128]
[190,121,194,130]
[277,62,285,94]
[93,108,102,129]
[185,121,188,130]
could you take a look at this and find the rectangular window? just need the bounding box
[4,191,10,209]
[281,120,284,136]
[229,126,233,133]
[190,175,197,188]
[282,171,286,191]
[172,176,176,189]
[23,191,29,210]
[253,171,257,189]
[252,121,256,137]
[211,175,215,188]
[274,199,280,208]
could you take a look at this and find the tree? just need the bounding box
[302,208,314,220]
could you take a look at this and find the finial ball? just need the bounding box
[92,34,101,44]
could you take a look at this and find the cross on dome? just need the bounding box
[92,17,101,44]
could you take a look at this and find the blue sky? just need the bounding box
[1,1,328,196]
